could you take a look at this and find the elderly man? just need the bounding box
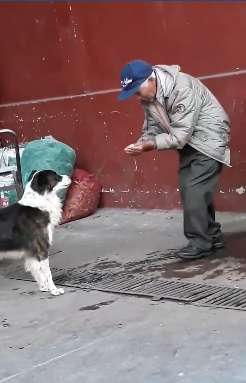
[118,60,230,260]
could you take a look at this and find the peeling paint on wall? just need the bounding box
[235,186,246,195]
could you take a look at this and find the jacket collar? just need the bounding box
[154,69,165,104]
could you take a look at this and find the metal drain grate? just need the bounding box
[4,266,246,311]
[3,266,108,288]
[195,287,246,310]
[81,275,246,310]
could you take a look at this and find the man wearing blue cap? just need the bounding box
[118,60,230,260]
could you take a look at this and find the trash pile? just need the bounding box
[0,136,101,222]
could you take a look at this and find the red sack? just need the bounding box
[61,168,101,224]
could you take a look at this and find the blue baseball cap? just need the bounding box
[118,59,153,101]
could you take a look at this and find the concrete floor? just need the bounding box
[1,208,246,382]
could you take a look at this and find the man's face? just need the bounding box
[135,78,156,102]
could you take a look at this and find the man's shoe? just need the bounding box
[212,238,225,249]
[177,245,212,260]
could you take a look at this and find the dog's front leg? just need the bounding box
[40,257,64,296]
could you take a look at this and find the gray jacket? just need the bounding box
[139,65,231,166]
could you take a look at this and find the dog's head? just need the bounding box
[28,170,71,195]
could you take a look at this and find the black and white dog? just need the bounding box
[0,170,71,296]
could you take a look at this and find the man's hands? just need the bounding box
[124,139,156,156]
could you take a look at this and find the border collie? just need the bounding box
[0,170,71,296]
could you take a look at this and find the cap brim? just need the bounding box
[117,79,145,101]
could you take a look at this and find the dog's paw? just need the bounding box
[50,287,65,296]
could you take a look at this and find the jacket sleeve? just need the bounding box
[137,108,164,143]
[155,88,201,150]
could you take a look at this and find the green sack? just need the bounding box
[21,137,76,185]
[2,137,76,204]
[21,137,76,201]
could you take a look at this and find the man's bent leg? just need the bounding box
[178,147,222,259]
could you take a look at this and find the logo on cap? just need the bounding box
[121,77,133,88]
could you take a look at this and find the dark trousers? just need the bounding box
[178,145,223,250]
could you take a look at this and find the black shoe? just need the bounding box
[177,246,212,260]
[212,238,225,249]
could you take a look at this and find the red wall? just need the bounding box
[0,2,246,211]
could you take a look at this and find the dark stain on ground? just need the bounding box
[2,318,10,327]
[161,232,246,282]
[86,232,246,283]
[9,342,31,350]
[9,345,24,350]
[92,261,122,271]
[20,291,37,296]
[79,300,115,311]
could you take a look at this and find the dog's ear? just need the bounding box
[28,170,37,182]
